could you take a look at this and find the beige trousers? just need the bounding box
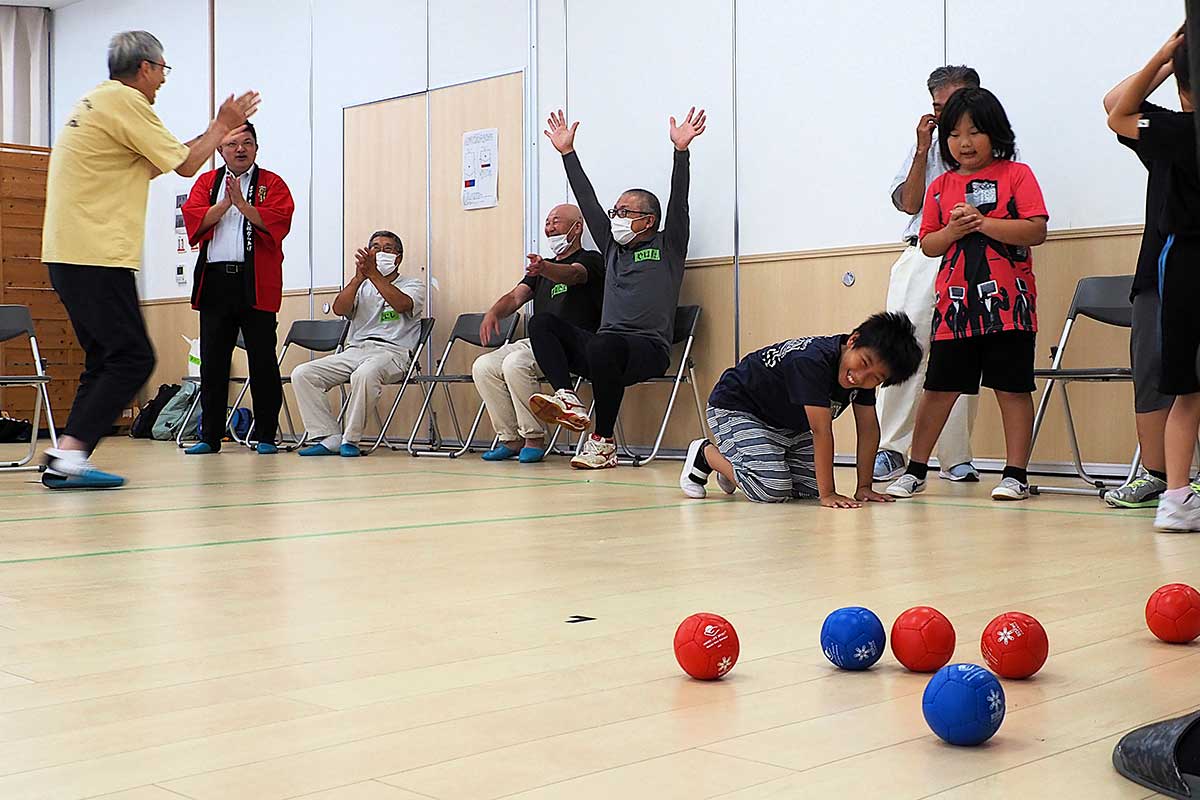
[291,342,410,445]
[470,338,545,441]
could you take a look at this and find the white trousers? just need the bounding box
[471,338,545,441]
[291,342,410,445]
[876,245,978,466]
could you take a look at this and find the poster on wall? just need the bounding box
[462,128,498,210]
[174,193,188,255]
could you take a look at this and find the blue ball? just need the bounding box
[820,606,886,670]
[922,663,1006,746]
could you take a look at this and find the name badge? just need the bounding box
[550,283,568,298]
[380,309,400,323]
[634,248,661,263]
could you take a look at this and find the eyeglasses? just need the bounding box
[607,208,652,220]
[147,60,172,75]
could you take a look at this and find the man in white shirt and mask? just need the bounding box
[292,230,425,457]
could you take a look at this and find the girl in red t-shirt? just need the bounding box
[886,87,1049,502]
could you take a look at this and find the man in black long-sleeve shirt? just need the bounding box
[528,107,706,469]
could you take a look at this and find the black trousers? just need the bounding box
[528,313,669,438]
[198,268,281,446]
[47,264,156,452]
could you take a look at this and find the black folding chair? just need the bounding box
[0,305,58,471]
[406,312,520,458]
[575,305,706,466]
[1029,275,1138,496]
[265,319,353,450]
[370,317,437,453]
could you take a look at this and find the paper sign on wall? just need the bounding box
[462,128,498,210]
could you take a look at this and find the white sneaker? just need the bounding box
[991,477,1030,501]
[680,439,710,499]
[529,389,590,432]
[1154,492,1200,532]
[886,474,926,498]
[570,435,617,470]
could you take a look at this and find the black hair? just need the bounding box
[1176,31,1192,93]
[937,87,1017,170]
[851,311,922,387]
[242,121,257,143]
[368,229,403,259]
[623,188,661,225]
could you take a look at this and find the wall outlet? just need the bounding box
[176,264,187,285]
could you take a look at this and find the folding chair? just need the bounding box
[1029,275,1137,496]
[370,317,436,453]
[265,319,352,450]
[0,305,58,471]
[577,305,707,467]
[175,332,248,448]
[406,312,520,458]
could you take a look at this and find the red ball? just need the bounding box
[674,613,740,680]
[890,606,956,672]
[981,612,1048,679]
[1146,583,1200,643]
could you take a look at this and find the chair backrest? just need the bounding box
[1067,275,1134,328]
[451,312,519,348]
[284,319,350,352]
[672,305,702,345]
[416,317,436,347]
[0,305,35,344]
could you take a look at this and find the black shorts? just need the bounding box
[925,331,1037,394]
[1159,234,1200,396]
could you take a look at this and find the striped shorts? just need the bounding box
[706,405,818,503]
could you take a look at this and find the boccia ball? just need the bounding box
[821,606,885,670]
[674,613,740,680]
[1145,583,1200,643]
[922,663,1006,746]
[981,611,1048,679]
[891,606,956,672]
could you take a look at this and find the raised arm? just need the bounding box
[175,92,260,177]
[1103,62,1174,114]
[895,114,937,214]
[545,110,611,251]
[665,108,705,252]
[1108,29,1184,139]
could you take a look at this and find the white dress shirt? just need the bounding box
[207,168,253,263]
[889,146,949,243]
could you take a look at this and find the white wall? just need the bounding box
[428,0,526,90]
[51,0,209,300]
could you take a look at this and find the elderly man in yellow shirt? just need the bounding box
[40,30,259,489]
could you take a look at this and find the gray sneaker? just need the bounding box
[874,450,906,481]
[991,477,1030,501]
[1154,492,1200,532]
[886,473,926,498]
[1104,472,1168,509]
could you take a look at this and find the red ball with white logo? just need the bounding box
[980,612,1048,679]
[674,613,740,680]
[1145,583,1200,643]
[890,606,956,672]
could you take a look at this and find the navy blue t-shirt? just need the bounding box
[707,334,875,432]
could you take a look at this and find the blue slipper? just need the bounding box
[518,447,545,463]
[256,442,279,455]
[298,443,338,456]
[42,468,125,489]
[185,442,218,455]
[339,443,361,458]
[481,444,519,461]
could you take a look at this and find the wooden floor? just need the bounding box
[0,438,1194,800]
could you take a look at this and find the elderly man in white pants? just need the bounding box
[874,65,982,483]
[471,204,605,463]
[292,230,425,457]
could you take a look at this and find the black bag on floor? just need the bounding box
[0,416,33,443]
[130,384,181,439]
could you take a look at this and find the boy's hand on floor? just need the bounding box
[855,487,896,504]
[820,493,862,509]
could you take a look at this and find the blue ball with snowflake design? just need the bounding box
[922,663,1006,746]
[820,606,886,670]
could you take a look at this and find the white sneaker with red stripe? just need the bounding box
[570,434,617,470]
[529,389,590,432]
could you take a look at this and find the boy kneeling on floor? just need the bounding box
[681,312,922,507]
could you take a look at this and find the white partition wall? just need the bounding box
[427,0,527,91]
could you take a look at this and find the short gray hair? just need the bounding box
[927,65,980,94]
[108,31,164,79]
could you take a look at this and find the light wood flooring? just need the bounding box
[0,438,1193,799]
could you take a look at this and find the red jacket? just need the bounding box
[182,165,293,313]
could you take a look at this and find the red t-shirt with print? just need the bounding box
[919,159,1049,341]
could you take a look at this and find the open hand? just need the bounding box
[225,173,248,212]
[354,247,380,281]
[479,311,501,346]
[820,492,863,509]
[916,113,937,153]
[855,487,895,504]
[216,91,261,135]
[670,107,707,151]
[544,110,578,155]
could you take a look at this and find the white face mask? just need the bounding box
[375,252,398,276]
[547,234,572,256]
[611,216,641,246]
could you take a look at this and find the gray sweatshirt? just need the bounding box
[562,149,690,354]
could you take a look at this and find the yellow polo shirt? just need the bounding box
[42,80,190,270]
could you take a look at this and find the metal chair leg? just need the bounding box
[175,388,203,448]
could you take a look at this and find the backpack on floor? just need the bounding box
[198,406,252,442]
[151,381,199,441]
[130,384,181,439]
[0,416,33,444]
